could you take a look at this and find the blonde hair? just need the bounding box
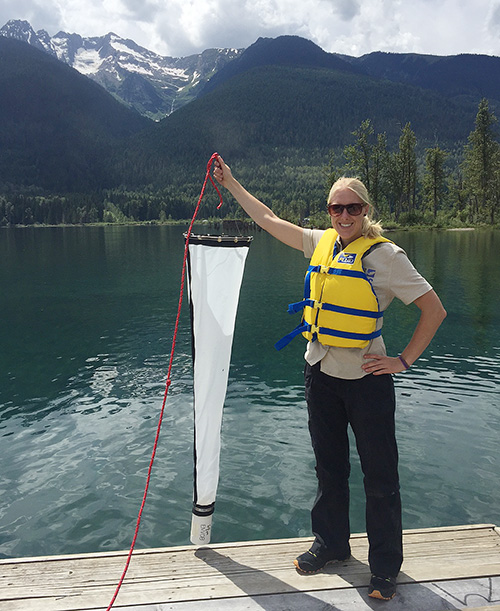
[328,177,384,239]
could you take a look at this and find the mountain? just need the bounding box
[201,35,363,95]
[0,19,242,119]
[202,36,500,110]
[0,37,150,191]
[0,31,496,206]
[131,36,489,170]
[4,19,498,123]
[348,51,500,107]
[127,60,478,188]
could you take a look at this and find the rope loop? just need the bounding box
[105,153,223,610]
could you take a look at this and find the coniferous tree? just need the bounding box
[423,146,448,218]
[462,98,500,223]
[394,123,418,220]
[341,120,390,214]
[344,119,374,190]
[447,169,467,223]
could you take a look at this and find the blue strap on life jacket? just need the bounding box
[288,299,384,319]
[275,322,311,351]
[323,303,384,318]
[318,327,383,341]
[275,321,383,351]
[303,268,314,301]
[310,265,369,280]
[287,299,314,314]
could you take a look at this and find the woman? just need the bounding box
[213,155,446,601]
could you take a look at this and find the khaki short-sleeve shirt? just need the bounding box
[302,228,432,379]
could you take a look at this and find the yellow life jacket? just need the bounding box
[275,229,392,350]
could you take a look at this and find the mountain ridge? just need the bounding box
[0,19,243,119]
[201,35,500,109]
[3,19,500,122]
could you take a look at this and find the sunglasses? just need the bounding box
[327,203,365,217]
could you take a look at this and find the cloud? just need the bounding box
[336,0,361,21]
[488,1,500,32]
[1,0,500,58]
[0,0,62,35]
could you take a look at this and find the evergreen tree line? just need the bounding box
[322,98,500,228]
[0,185,203,227]
[1,98,499,228]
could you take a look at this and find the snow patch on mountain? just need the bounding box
[73,48,103,74]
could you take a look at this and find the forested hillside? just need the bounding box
[0,37,149,191]
[109,62,478,221]
[0,35,499,227]
[128,63,476,175]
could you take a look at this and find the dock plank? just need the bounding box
[0,524,498,610]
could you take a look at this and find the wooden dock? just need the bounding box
[0,524,499,610]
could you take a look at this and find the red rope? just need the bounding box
[105,153,222,610]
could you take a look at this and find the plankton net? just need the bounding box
[186,233,252,544]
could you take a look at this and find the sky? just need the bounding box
[1,0,500,59]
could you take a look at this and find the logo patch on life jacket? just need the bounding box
[338,253,357,264]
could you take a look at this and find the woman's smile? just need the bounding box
[328,188,368,246]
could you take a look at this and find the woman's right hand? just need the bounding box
[213,155,232,189]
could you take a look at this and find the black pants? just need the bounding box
[304,362,403,578]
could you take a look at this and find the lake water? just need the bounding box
[0,225,499,559]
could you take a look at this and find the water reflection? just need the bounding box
[390,229,500,351]
[0,226,499,558]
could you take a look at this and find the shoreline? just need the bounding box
[0,221,489,231]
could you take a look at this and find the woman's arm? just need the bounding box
[362,289,447,375]
[213,155,304,251]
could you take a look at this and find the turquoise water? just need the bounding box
[0,225,499,558]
